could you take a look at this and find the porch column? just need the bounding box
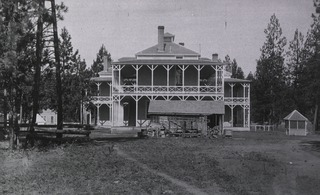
[164,65,173,92]
[132,65,142,85]
[215,66,217,88]
[147,65,157,92]
[194,65,204,93]
[178,65,189,91]
[109,104,112,123]
[96,82,101,96]
[247,105,250,129]
[96,103,101,125]
[243,106,246,128]
[229,83,235,101]
[136,98,138,126]
[119,67,121,89]
[182,65,185,87]
[230,105,235,127]
[109,82,112,96]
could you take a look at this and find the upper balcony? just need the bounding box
[112,63,224,95]
[224,78,251,105]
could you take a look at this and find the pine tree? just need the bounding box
[231,59,245,79]
[246,72,254,80]
[0,0,38,148]
[253,14,288,124]
[303,13,320,131]
[91,45,111,76]
[286,29,309,115]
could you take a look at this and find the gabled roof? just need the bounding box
[284,110,309,121]
[135,42,200,56]
[148,100,225,116]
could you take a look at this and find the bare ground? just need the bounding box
[1,131,320,195]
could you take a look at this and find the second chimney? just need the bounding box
[158,26,164,52]
[212,53,219,62]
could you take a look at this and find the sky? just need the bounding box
[56,0,315,75]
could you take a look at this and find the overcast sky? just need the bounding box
[56,0,314,75]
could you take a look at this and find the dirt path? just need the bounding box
[115,146,226,195]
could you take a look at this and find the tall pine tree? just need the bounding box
[303,13,320,131]
[286,29,309,115]
[252,14,288,124]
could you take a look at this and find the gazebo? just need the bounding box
[284,110,309,136]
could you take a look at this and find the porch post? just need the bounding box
[194,65,204,93]
[229,83,235,101]
[165,65,170,86]
[96,82,101,96]
[109,104,112,123]
[109,82,112,96]
[136,97,138,127]
[182,65,185,87]
[119,67,121,89]
[215,66,217,87]
[136,65,139,87]
[248,106,250,130]
[231,106,234,127]
[151,65,154,87]
[243,106,246,128]
[96,104,101,125]
[197,67,200,89]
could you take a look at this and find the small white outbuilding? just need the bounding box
[284,110,309,136]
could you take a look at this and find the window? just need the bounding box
[51,116,54,124]
[298,121,305,129]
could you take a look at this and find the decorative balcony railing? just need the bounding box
[113,85,223,94]
[224,97,249,104]
[91,96,112,102]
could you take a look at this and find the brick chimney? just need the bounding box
[158,26,164,52]
[212,53,218,62]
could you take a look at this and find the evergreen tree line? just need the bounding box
[251,11,320,131]
[0,0,111,147]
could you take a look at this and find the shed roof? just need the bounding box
[284,110,309,121]
[148,100,225,116]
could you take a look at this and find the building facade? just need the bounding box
[91,26,250,131]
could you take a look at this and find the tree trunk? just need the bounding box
[2,89,7,140]
[51,0,63,138]
[314,104,319,132]
[28,0,44,147]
